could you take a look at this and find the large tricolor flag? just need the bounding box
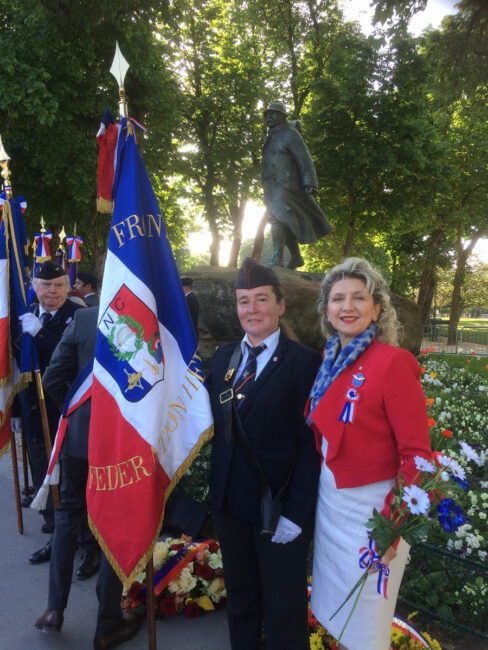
[87,118,213,588]
[0,195,33,457]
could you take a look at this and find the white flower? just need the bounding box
[478,550,487,561]
[207,577,226,603]
[414,456,435,473]
[441,471,450,482]
[168,566,197,595]
[479,512,487,520]
[454,539,463,550]
[402,484,430,515]
[459,441,484,466]
[449,459,466,480]
[208,552,223,570]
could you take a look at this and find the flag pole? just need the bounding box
[0,137,60,510]
[109,42,156,650]
[0,137,23,531]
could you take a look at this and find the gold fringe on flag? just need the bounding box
[88,423,214,591]
[97,197,114,214]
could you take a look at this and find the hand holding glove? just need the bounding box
[271,515,302,544]
[19,312,42,337]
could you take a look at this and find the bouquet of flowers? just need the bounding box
[331,446,479,643]
[123,535,226,619]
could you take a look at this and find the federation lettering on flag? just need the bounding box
[87,118,213,588]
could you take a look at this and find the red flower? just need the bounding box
[420,350,426,357]
[184,601,202,618]
[427,418,436,428]
[441,429,453,438]
[170,543,185,551]
[208,541,220,553]
[127,582,143,600]
[195,564,213,580]
[467,360,471,364]
[421,367,426,373]
[160,595,177,617]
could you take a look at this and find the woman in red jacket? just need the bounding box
[307,258,431,650]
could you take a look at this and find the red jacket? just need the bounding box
[306,339,432,496]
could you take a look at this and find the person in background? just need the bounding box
[307,257,432,650]
[34,306,141,649]
[181,276,199,335]
[208,258,321,650]
[17,261,83,564]
[74,271,100,307]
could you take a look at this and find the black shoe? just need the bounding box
[77,549,101,580]
[93,617,141,649]
[34,608,64,632]
[21,495,33,508]
[29,541,52,564]
[41,523,54,534]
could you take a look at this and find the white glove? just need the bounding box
[11,417,21,433]
[19,312,42,337]
[271,515,302,544]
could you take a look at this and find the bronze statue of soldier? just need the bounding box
[261,102,332,269]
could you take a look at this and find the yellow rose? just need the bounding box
[207,576,226,603]
[168,566,197,595]
[153,542,169,570]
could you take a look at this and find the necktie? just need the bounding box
[234,343,266,409]
[40,312,52,324]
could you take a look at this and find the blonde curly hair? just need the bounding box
[317,257,400,346]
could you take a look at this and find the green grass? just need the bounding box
[423,352,488,374]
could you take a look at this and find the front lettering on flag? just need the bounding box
[97,284,164,402]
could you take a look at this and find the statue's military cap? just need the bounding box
[264,101,287,116]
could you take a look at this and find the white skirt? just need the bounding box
[311,439,409,650]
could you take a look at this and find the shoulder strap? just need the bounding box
[220,343,293,501]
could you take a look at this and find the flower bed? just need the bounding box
[397,352,488,635]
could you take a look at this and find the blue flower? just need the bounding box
[453,476,469,491]
[437,499,465,533]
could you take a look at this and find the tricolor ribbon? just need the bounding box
[339,387,360,423]
[358,538,390,599]
[139,539,213,598]
[34,231,52,261]
[66,234,83,262]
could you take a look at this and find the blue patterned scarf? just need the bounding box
[308,323,376,419]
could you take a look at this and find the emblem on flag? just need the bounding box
[98,284,165,400]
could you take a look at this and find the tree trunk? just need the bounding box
[342,219,355,258]
[252,211,269,263]
[417,228,445,325]
[447,226,484,345]
[228,199,247,268]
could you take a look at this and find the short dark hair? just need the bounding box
[181,277,193,287]
[77,271,99,291]
[271,285,284,302]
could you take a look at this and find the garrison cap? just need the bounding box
[35,260,67,279]
[235,258,281,290]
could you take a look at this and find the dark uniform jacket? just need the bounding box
[208,331,321,528]
[43,307,98,459]
[18,298,83,441]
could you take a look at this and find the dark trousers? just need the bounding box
[213,509,312,650]
[48,456,98,610]
[25,433,55,530]
[95,553,124,636]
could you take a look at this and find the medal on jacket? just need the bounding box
[338,373,365,423]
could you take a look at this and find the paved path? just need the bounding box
[0,448,231,650]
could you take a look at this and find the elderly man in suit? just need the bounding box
[74,271,100,307]
[34,306,141,649]
[208,258,321,650]
[18,261,84,563]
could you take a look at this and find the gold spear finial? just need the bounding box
[59,226,66,242]
[40,216,46,233]
[110,41,130,118]
[0,135,12,199]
